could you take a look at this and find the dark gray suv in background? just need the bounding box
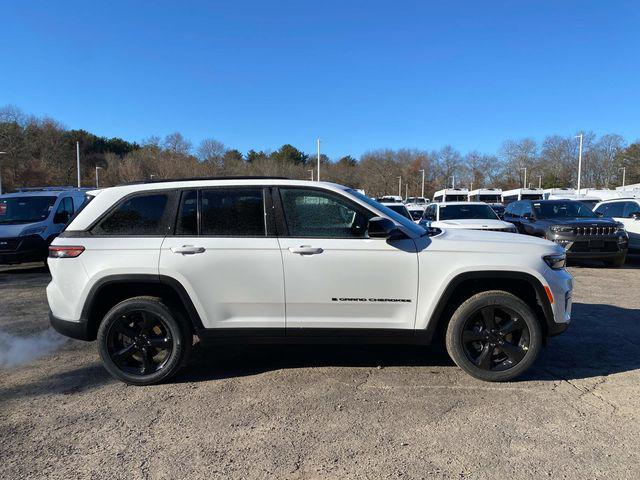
[504,199,628,267]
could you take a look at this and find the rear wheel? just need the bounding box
[603,255,626,268]
[445,290,542,382]
[97,296,192,385]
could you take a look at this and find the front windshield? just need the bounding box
[407,197,425,204]
[408,209,423,220]
[446,195,468,202]
[479,195,502,203]
[439,204,499,221]
[385,204,412,220]
[0,196,57,224]
[533,201,596,219]
[347,189,426,236]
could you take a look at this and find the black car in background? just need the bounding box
[504,199,628,267]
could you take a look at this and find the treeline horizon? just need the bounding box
[1,105,639,198]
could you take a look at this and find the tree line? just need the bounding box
[1,105,638,198]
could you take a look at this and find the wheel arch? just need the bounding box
[81,274,204,341]
[421,270,554,345]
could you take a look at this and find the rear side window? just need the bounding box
[200,188,265,236]
[176,190,198,235]
[93,193,170,235]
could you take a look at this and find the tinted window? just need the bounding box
[176,190,197,235]
[532,201,596,219]
[408,209,423,220]
[439,204,499,220]
[280,188,373,238]
[57,197,74,215]
[0,196,57,224]
[94,193,169,235]
[623,201,640,217]
[201,188,265,236]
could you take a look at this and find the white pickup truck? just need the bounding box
[47,178,573,385]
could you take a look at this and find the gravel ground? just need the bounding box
[1,259,640,479]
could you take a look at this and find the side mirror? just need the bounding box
[368,216,404,239]
[631,212,640,220]
[595,211,604,217]
[54,211,70,225]
[522,212,533,221]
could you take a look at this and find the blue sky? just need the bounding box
[1,1,639,158]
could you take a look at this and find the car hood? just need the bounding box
[424,227,562,256]
[432,219,514,229]
[0,223,38,238]
[537,217,618,227]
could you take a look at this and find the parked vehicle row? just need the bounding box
[47,178,572,386]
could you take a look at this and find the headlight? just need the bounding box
[550,225,573,233]
[543,253,566,270]
[21,226,47,236]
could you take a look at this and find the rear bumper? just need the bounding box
[0,235,48,264]
[49,310,92,341]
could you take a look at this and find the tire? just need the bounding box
[445,290,542,382]
[603,255,626,268]
[97,296,192,385]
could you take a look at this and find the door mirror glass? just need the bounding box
[368,216,403,239]
[631,212,640,220]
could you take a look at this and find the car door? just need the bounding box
[603,201,640,250]
[622,201,640,249]
[504,202,523,232]
[275,186,419,331]
[159,187,285,330]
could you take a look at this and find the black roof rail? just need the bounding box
[12,186,86,192]
[119,175,291,186]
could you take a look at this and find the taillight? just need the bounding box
[48,245,85,258]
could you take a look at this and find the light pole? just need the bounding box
[419,169,425,198]
[521,167,527,189]
[575,134,583,196]
[397,176,402,197]
[450,175,456,188]
[308,169,314,181]
[316,138,321,182]
[95,166,102,188]
[538,175,542,189]
[76,141,81,188]
[0,151,6,195]
[405,183,408,200]
[619,167,626,188]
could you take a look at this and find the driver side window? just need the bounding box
[279,188,373,238]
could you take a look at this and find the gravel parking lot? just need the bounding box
[1,260,640,479]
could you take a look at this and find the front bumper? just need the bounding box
[49,310,92,341]
[550,233,627,260]
[0,235,48,264]
[544,268,573,336]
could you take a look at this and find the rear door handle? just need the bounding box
[171,245,206,255]
[288,246,324,255]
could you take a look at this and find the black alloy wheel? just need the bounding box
[107,311,174,376]
[445,290,542,382]
[461,305,529,372]
[97,296,191,385]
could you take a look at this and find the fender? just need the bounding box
[79,273,205,338]
[419,270,556,344]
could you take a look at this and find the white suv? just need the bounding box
[47,178,573,385]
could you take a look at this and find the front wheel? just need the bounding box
[445,290,542,382]
[97,296,192,385]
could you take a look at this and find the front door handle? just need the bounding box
[288,246,324,255]
[171,245,206,255]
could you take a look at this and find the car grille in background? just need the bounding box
[0,238,20,252]
[572,226,616,236]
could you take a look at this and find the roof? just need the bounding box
[1,188,88,198]
[431,201,487,206]
[501,188,544,196]
[467,188,502,195]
